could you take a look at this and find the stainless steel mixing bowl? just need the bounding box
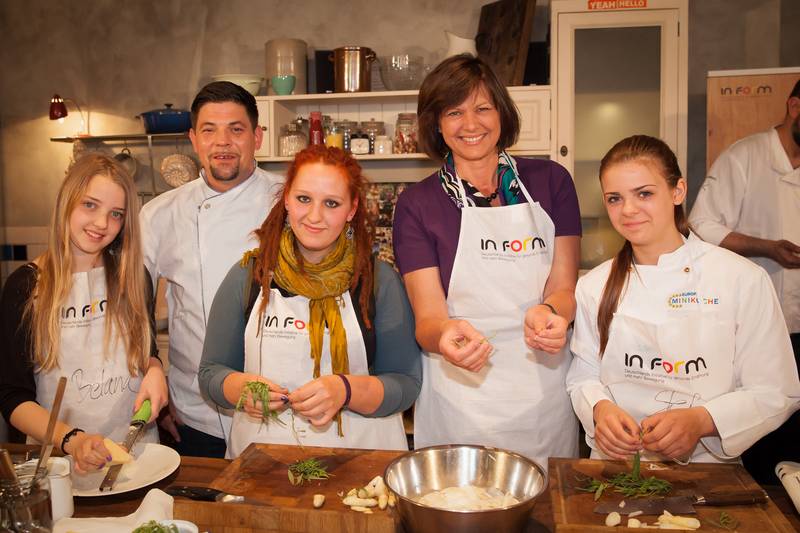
[384,444,547,533]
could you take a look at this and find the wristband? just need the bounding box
[60,427,85,455]
[336,374,352,408]
[540,302,558,316]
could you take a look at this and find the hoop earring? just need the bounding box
[284,216,291,230]
[345,223,354,240]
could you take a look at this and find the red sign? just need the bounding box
[588,0,647,9]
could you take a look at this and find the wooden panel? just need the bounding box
[509,87,551,154]
[254,99,271,159]
[707,71,800,170]
[549,458,795,532]
[205,443,404,533]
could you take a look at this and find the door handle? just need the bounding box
[560,145,568,157]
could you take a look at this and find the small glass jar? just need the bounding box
[360,118,385,154]
[394,113,418,153]
[325,124,344,149]
[374,135,393,155]
[335,120,358,152]
[279,123,308,157]
[1,462,52,533]
[349,130,370,155]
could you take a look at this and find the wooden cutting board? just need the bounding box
[203,443,405,533]
[549,458,795,532]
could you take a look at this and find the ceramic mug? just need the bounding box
[48,457,74,521]
[270,75,296,95]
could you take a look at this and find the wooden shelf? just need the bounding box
[50,133,189,143]
[257,152,429,163]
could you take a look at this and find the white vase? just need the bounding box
[445,31,478,57]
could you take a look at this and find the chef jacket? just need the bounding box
[690,128,800,333]
[140,166,283,438]
[567,233,800,461]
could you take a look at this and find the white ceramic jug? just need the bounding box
[445,31,478,57]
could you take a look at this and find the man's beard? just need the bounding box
[210,160,240,182]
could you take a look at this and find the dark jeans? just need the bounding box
[165,423,227,459]
[741,332,800,485]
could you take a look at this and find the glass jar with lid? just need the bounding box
[1,461,52,533]
[279,122,308,157]
[325,123,344,149]
[360,118,385,154]
[374,135,393,155]
[394,112,418,153]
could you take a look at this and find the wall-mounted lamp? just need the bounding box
[49,94,89,136]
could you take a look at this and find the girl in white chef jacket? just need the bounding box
[567,135,800,463]
[199,145,418,457]
[0,154,167,472]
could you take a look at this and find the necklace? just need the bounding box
[485,188,500,202]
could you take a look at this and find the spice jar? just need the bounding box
[349,130,370,155]
[335,120,358,152]
[279,122,308,157]
[374,135,393,155]
[394,112,418,153]
[360,118,385,154]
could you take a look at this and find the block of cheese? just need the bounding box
[103,438,132,466]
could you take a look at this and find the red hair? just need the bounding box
[254,145,374,327]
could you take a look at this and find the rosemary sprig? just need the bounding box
[287,457,332,486]
[235,381,285,427]
[576,452,671,500]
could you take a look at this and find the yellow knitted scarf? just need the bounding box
[272,228,355,435]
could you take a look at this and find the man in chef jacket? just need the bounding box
[690,79,800,483]
[140,82,283,457]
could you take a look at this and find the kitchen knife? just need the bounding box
[593,489,767,515]
[98,400,151,492]
[166,485,263,505]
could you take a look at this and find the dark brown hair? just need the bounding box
[597,135,689,355]
[253,145,373,327]
[417,54,520,160]
[191,81,258,130]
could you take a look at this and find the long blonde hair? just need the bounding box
[25,153,151,375]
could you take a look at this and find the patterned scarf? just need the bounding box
[272,227,354,435]
[438,151,522,208]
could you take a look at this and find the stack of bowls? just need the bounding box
[385,444,547,533]
[378,55,425,90]
[210,74,264,96]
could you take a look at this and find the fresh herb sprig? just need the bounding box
[288,457,332,486]
[707,511,739,531]
[132,521,179,533]
[577,452,672,500]
[235,381,285,427]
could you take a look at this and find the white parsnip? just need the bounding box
[627,518,641,528]
[342,495,378,507]
[605,511,621,527]
[312,494,325,508]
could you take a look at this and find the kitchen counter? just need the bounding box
[3,444,800,531]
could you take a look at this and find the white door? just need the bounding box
[551,0,687,269]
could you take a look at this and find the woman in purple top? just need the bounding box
[392,55,581,467]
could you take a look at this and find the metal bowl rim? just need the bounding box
[383,443,548,514]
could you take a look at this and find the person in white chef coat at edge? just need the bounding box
[689,79,800,482]
[0,154,165,472]
[140,82,283,457]
[198,145,420,457]
[392,54,581,468]
[566,135,800,464]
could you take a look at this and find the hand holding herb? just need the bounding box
[236,380,286,427]
[288,457,332,486]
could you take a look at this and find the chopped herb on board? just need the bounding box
[707,511,740,530]
[577,452,671,499]
[288,458,332,486]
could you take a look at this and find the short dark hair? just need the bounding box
[790,79,800,100]
[191,81,258,130]
[416,54,520,160]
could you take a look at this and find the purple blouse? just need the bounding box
[392,157,581,295]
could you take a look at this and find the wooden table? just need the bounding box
[4,444,800,532]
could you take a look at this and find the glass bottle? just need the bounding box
[335,120,358,152]
[279,122,308,157]
[325,124,344,149]
[308,111,324,146]
[1,463,52,533]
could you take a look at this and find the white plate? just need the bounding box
[159,519,199,533]
[71,443,180,497]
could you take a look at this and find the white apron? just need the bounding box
[34,267,158,445]
[596,250,737,463]
[414,171,579,468]
[227,287,408,458]
[778,168,800,334]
